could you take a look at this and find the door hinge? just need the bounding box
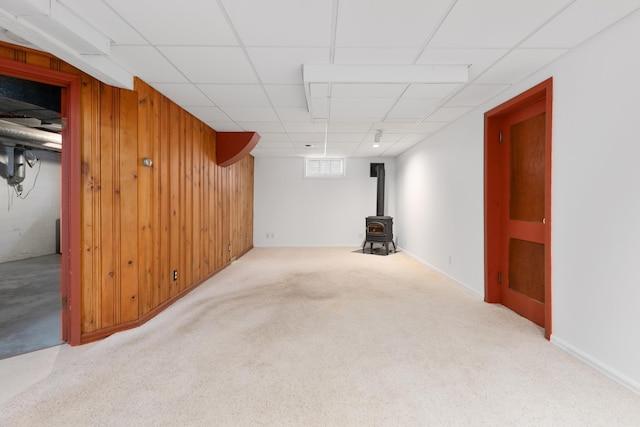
[499,131,504,144]
[498,271,503,284]
[228,244,232,252]
[61,296,67,309]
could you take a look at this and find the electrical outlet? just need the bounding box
[173,270,178,281]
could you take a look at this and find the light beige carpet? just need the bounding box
[1,248,639,426]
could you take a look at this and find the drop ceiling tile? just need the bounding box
[428,0,573,48]
[183,106,231,122]
[151,83,213,107]
[288,133,326,143]
[425,107,472,122]
[276,107,312,122]
[373,122,416,132]
[331,84,408,99]
[399,133,431,143]
[446,84,509,107]
[249,147,269,157]
[237,122,286,133]
[334,48,420,64]
[59,0,146,45]
[221,107,279,122]
[261,148,298,157]
[475,48,567,84]
[159,47,258,84]
[283,122,328,133]
[336,0,453,47]
[104,0,237,45]
[110,46,188,83]
[256,133,290,142]
[412,122,448,133]
[386,98,440,120]
[403,83,460,99]
[207,122,243,132]
[416,48,508,80]
[363,132,404,143]
[330,98,396,121]
[220,0,332,46]
[258,140,294,148]
[264,85,307,108]
[197,84,270,107]
[327,133,366,143]
[327,122,373,133]
[523,1,640,48]
[247,47,330,84]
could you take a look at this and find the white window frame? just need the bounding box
[304,157,346,178]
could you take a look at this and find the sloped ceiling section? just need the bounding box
[1,0,639,158]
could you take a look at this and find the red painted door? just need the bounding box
[485,79,552,336]
[500,101,546,326]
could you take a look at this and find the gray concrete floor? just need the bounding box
[0,254,62,359]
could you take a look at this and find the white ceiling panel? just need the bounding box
[412,122,448,133]
[264,85,307,108]
[327,133,366,142]
[372,122,415,132]
[198,84,270,107]
[151,83,213,107]
[12,0,636,159]
[258,140,294,148]
[104,0,237,46]
[336,0,453,47]
[386,98,440,120]
[476,48,567,84]
[403,83,460,99]
[183,106,231,123]
[247,48,330,84]
[445,84,510,107]
[334,48,420,64]
[221,107,279,122]
[428,0,574,48]
[206,122,243,132]
[398,133,431,143]
[425,107,472,122]
[220,0,332,47]
[110,46,188,83]
[416,48,508,80]
[331,84,407,99]
[522,0,640,48]
[59,0,146,45]
[275,107,313,122]
[237,122,286,133]
[283,122,328,133]
[160,47,258,84]
[330,98,396,121]
[288,133,326,143]
[327,122,373,133]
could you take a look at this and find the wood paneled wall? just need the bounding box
[0,42,254,343]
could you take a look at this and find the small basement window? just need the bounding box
[305,157,345,178]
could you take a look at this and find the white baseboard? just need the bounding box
[397,246,483,300]
[552,335,640,395]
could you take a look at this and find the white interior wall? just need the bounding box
[0,149,60,263]
[396,10,640,392]
[254,156,395,247]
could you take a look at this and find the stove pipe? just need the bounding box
[376,164,385,216]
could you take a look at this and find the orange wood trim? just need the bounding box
[0,56,83,346]
[216,132,260,167]
[484,77,553,340]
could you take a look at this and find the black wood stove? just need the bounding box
[363,164,396,255]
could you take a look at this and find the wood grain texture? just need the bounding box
[0,42,254,343]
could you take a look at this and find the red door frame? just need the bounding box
[484,78,553,340]
[0,57,82,345]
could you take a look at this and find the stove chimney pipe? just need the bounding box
[376,164,385,216]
